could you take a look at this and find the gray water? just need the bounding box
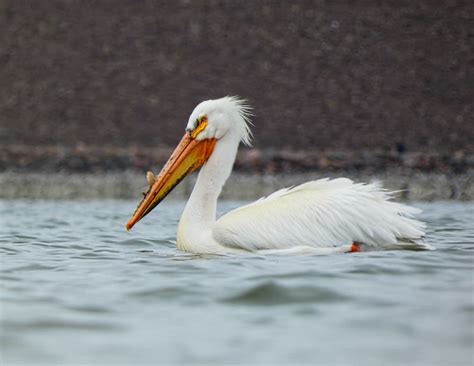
[1,200,473,365]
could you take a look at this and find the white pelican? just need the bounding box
[126,96,432,254]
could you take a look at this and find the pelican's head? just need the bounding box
[126,96,252,230]
[185,96,253,145]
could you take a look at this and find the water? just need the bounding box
[1,200,473,365]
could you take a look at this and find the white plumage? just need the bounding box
[214,178,429,253]
[128,96,432,254]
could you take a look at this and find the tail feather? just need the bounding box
[357,238,435,251]
[393,239,436,251]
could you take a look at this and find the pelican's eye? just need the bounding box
[190,115,208,139]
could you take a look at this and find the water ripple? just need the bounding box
[221,281,348,305]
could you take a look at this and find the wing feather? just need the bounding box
[212,178,426,251]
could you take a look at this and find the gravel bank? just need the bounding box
[1,172,472,201]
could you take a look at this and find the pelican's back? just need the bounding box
[213,178,430,252]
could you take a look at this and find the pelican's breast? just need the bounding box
[176,218,189,252]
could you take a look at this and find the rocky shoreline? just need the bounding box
[2,2,471,201]
[1,171,472,201]
[2,144,473,174]
[1,145,472,200]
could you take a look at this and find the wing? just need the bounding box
[212,178,426,251]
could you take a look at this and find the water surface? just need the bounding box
[1,200,473,365]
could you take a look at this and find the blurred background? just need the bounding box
[0,0,472,198]
[1,4,474,365]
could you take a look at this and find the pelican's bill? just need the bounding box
[126,133,216,230]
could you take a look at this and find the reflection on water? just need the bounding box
[1,200,473,365]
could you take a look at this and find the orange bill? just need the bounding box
[126,133,216,230]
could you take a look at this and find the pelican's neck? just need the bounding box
[177,133,240,252]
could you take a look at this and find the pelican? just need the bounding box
[126,96,432,254]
